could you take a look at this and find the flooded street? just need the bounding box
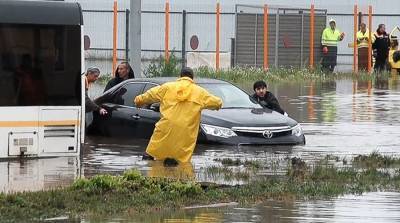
[83,78,400,177]
[2,77,400,221]
[83,192,400,222]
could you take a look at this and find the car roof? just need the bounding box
[126,77,230,85]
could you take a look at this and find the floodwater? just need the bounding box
[81,192,400,223]
[2,77,400,222]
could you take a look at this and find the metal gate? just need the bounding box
[235,5,327,68]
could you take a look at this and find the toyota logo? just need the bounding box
[262,130,273,139]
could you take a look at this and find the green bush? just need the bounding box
[144,54,181,77]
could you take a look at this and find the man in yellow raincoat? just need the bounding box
[134,67,222,163]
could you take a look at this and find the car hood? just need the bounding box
[201,108,298,128]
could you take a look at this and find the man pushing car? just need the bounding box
[134,67,222,163]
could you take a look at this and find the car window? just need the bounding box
[112,83,145,107]
[143,83,158,93]
[199,83,262,108]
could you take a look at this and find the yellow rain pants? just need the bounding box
[134,77,222,162]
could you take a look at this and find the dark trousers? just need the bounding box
[374,57,387,73]
[321,46,338,72]
[374,50,388,73]
[358,47,369,71]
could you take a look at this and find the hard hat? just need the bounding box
[329,18,336,24]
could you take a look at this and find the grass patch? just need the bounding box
[213,158,262,169]
[353,151,400,168]
[2,156,400,222]
[99,58,393,87]
[202,166,251,182]
[194,67,392,84]
[142,56,392,84]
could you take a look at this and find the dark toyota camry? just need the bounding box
[88,77,305,145]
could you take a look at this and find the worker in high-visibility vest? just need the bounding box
[388,27,400,75]
[388,37,400,75]
[321,18,345,72]
[357,23,373,71]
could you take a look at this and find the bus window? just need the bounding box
[0,24,81,106]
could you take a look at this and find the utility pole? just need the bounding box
[129,0,141,77]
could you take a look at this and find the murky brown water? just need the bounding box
[2,77,400,222]
[81,192,400,223]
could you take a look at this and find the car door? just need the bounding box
[102,82,145,137]
[135,83,161,138]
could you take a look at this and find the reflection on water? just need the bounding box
[0,157,80,193]
[82,192,400,222]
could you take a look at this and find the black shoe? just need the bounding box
[163,158,179,167]
[142,153,155,160]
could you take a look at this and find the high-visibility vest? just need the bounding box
[357,29,373,48]
[321,27,341,46]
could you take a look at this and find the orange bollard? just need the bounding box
[353,5,358,73]
[112,0,118,76]
[165,1,170,64]
[216,2,220,70]
[368,5,372,73]
[263,4,269,70]
[310,4,315,70]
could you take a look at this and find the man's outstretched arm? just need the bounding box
[134,85,166,107]
[201,90,222,110]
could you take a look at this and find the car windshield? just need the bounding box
[199,83,262,109]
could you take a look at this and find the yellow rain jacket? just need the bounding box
[134,77,222,162]
[389,49,400,69]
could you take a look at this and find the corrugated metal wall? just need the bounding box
[236,11,326,68]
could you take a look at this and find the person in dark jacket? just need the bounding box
[251,80,285,115]
[85,67,107,115]
[104,62,135,92]
[373,24,390,73]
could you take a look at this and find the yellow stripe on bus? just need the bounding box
[0,120,80,127]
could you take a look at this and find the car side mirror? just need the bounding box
[150,103,160,112]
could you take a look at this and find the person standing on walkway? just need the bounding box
[373,24,390,73]
[134,67,222,163]
[321,18,345,73]
[104,62,135,92]
[357,23,372,71]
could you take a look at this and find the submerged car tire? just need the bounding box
[301,135,306,145]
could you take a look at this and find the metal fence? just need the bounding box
[83,9,129,74]
[82,6,400,74]
[234,5,327,68]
